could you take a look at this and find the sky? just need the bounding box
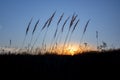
[0,0,120,51]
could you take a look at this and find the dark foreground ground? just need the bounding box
[0,50,120,77]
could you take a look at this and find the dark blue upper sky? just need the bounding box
[0,0,120,49]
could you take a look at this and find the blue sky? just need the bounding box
[0,0,120,49]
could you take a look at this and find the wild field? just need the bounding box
[0,12,120,76]
[0,49,120,73]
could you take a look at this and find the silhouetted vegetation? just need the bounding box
[0,49,120,74]
[0,12,120,77]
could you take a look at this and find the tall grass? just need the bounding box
[62,13,78,53]
[96,31,99,50]
[30,18,49,52]
[50,13,64,51]
[79,19,90,45]
[67,19,80,47]
[9,40,11,48]
[30,12,56,52]
[54,13,64,39]
[77,19,90,53]
[28,19,40,51]
[41,11,56,52]
[21,18,33,49]
[32,20,40,35]
[19,12,93,54]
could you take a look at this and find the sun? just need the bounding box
[68,48,75,55]
[66,47,78,55]
[47,43,96,55]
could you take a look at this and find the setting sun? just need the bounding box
[65,47,78,55]
[46,43,97,56]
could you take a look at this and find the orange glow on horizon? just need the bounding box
[45,43,97,56]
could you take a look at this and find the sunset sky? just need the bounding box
[0,0,120,52]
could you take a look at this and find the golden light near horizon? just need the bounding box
[31,42,97,56]
[65,46,78,55]
[45,43,96,56]
[0,0,120,56]
[48,43,95,56]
